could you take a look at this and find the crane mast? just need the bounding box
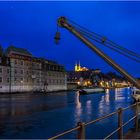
[57,17,140,89]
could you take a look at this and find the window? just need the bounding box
[20,78,23,81]
[0,68,2,73]
[0,77,2,83]
[15,60,17,64]
[7,59,9,65]
[37,79,40,83]
[21,70,24,74]
[14,78,17,81]
[7,78,9,83]
[21,61,24,65]
[7,69,9,74]
[15,69,17,74]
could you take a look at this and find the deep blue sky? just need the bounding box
[0,1,140,77]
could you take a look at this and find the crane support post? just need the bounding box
[57,16,140,89]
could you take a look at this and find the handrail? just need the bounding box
[48,126,80,140]
[85,111,117,126]
[49,101,140,140]
[122,103,136,111]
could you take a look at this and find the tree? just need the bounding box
[0,45,3,56]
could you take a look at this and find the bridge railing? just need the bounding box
[48,102,140,140]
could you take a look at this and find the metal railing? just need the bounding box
[49,102,140,140]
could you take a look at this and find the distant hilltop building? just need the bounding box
[0,45,67,93]
[67,61,101,87]
[75,61,88,72]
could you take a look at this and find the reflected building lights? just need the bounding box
[74,91,82,123]
[86,100,92,114]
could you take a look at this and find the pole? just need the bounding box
[9,58,11,93]
[57,17,140,90]
[118,108,123,139]
[135,102,139,132]
[77,122,85,139]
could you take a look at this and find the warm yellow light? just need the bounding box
[77,81,80,85]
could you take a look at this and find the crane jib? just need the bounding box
[57,16,140,90]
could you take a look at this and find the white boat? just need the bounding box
[83,87,105,93]
[78,87,105,95]
[131,87,140,101]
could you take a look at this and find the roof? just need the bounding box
[5,46,32,56]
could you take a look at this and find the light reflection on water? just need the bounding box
[0,88,135,139]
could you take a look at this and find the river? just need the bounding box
[0,88,135,139]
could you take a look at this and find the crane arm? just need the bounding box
[57,17,140,89]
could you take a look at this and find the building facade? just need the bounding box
[6,46,33,92]
[0,46,67,93]
[0,55,10,92]
[41,59,67,91]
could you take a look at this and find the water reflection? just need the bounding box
[104,89,110,103]
[86,100,92,120]
[0,92,68,118]
[74,91,82,122]
[0,88,134,139]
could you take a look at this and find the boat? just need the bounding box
[78,87,105,95]
[131,87,140,101]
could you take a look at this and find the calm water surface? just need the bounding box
[0,88,135,139]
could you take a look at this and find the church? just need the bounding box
[74,61,88,72]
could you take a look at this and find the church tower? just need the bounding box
[75,61,81,71]
[75,61,78,71]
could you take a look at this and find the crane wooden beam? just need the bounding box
[57,16,140,89]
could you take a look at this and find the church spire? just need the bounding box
[75,61,78,71]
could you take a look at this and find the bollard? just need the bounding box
[118,108,123,139]
[135,102,139,132]
[77,122,85,139]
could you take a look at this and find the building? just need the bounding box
[0,47,10,92]
[41,58,67,91]
[67,69,101,87]
[67,61,101,87]
[6,46,33,92]
[75,61,88,72]
[0,45,67,93]
[31,57,42,91]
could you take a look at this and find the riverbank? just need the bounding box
[0,89,73,94]
[0,86,130,94]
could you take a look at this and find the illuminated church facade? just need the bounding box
[74,61,88,72]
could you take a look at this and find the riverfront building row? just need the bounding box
[0,46,67,93]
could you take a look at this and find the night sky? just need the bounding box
[0,1,140,77]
